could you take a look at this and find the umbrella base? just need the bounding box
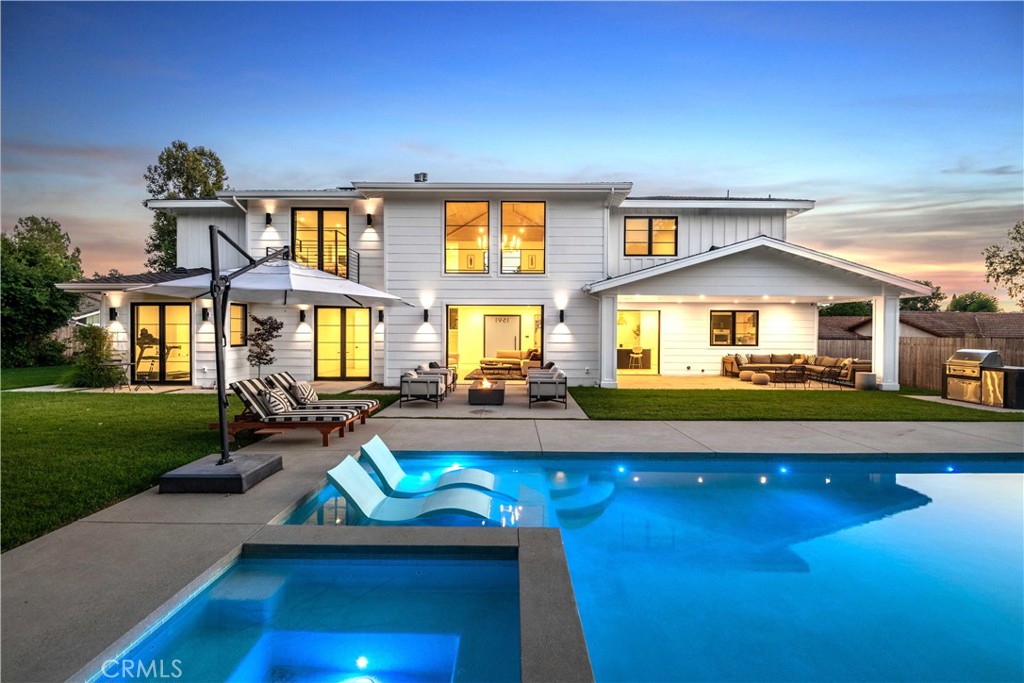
[159,452,283,494]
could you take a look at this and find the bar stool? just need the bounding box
[628,347,643,369]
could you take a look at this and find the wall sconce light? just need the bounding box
[201,307,211,321]
[559,309,565,323]
[109,307,118,321]
[366,213,374,226]
[265,213,273,228]
[378,310,384,323]
[423,309,430,323]
[299,310,307,323]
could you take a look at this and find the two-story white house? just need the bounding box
[60,174,931,390]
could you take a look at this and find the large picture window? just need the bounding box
[710,310,758,346]
[292,209,348,277]
[229,303,247,347]
[445,201,489,273]
[501,202,545,274]
[625,217,677,256]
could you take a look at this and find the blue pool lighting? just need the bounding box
[946,466,956,473]
[617,465,626,474]
[356,656,368,670]
[779,466,789,474]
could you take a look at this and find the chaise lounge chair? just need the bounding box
[264,372,380,417]
[327,456,501,525]
[359,435,513,499]
[226,379,362,447]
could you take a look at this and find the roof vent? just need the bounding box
[413,172,428,183]
[172,266,189,273]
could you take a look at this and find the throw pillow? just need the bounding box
[290,380,318,405]
[404,370,418,379]
[428,361,440,369]
[736,353,749,365]
[416,363,431,373]
[261,388,292,415]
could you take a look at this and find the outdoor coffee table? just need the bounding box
[468,379,505,405]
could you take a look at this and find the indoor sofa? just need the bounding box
[478,348,541,376]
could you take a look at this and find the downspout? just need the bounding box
[227,195,246,214]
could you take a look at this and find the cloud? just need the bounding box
[941,160,1023,176]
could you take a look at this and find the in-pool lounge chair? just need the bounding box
[360,435,513,499]
[226,379,362,446]
[265,372,380,417]
[327,456,501,525]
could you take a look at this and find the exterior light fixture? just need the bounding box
[423,309,430,323]
[378,309,384,323]
[366,213,374,226]
[299,310,307,323]
[559,309,565,323]
[109,307,118,321]
[265,213,273,227]
[201,308,210,322]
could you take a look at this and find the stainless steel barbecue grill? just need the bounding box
[943,349,1024,408]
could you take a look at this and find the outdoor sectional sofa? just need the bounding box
[721,353,871,387]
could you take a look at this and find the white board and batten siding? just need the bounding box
[626,302,818,376]
[174,208,247,269]
[608,208,788,277]
[382,193,609,386]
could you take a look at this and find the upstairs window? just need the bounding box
[710,310,758,346]
[293,209,348,277]
[229,303,248,347]
[445,201,489,273]
[501,201,545,274]
[625,217,678,256]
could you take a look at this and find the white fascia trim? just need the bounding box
[145,199,235,210]
[620,198,815,215]
[217,190,364,200]
[583,236,934,296]
[353,182,633,204]
[57,283,155,293]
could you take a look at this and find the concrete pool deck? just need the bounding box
[2,419,1022,682]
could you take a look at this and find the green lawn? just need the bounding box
[0,365,73,390]
[0,391,398,551]
[569,387,1024,421]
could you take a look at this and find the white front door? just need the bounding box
[484,315,520,357]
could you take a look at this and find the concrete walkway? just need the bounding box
[3,419,1022,682]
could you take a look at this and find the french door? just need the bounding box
[315,307,371,380]
[131,303,192,384]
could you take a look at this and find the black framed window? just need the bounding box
[445,201,489,273]
[229,303,248,347]
[501,201,545,274]
[292,208,349,277]
[625,216,678,256]
[710,310,758,346]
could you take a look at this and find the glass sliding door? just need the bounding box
[315,306,370,380]
[132,303,192,384]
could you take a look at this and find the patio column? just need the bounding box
[871,293,901,391]
[599,295,618,388]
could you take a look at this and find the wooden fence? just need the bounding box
[819,337,1024,391]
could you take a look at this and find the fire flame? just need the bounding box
[481,378,492,389]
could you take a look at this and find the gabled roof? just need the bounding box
[352,181,634,205]
[619,196,814,216]
[818,312,1024,339]
[818,316,872,340]
[58,268,211,292]
[583,236,934,296]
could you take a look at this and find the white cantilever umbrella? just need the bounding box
[145,259,405,307]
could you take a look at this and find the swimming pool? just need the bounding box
[92,556,519,682]
[288,457,1024,682]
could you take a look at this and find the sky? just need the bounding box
[2,1,1022,308]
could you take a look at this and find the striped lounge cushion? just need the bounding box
[264,407,359,424]
[260,387,294,415]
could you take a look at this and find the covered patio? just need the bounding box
[585,236,933,391]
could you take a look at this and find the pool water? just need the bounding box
[289,457,1024,682]
[93,557,519,682]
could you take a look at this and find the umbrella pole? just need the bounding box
[210,227,233,465]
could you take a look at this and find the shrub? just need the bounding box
[65,326,122,388]
[35,336,68,366]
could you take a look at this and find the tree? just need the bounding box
[246,314,283,377]
[91,268,123,278]
[983,221,1024,310]
[1,216,83,367]
[900,280,946,311]
[818,301,871,317]
[948,291,1000,312]
[143,140,228,272]
[66,325,123,388]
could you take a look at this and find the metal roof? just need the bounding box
[58,268,211,292]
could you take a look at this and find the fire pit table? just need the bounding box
[468,379,505,405]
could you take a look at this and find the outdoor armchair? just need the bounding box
[528,369,568,408]
[400,371,443,408]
